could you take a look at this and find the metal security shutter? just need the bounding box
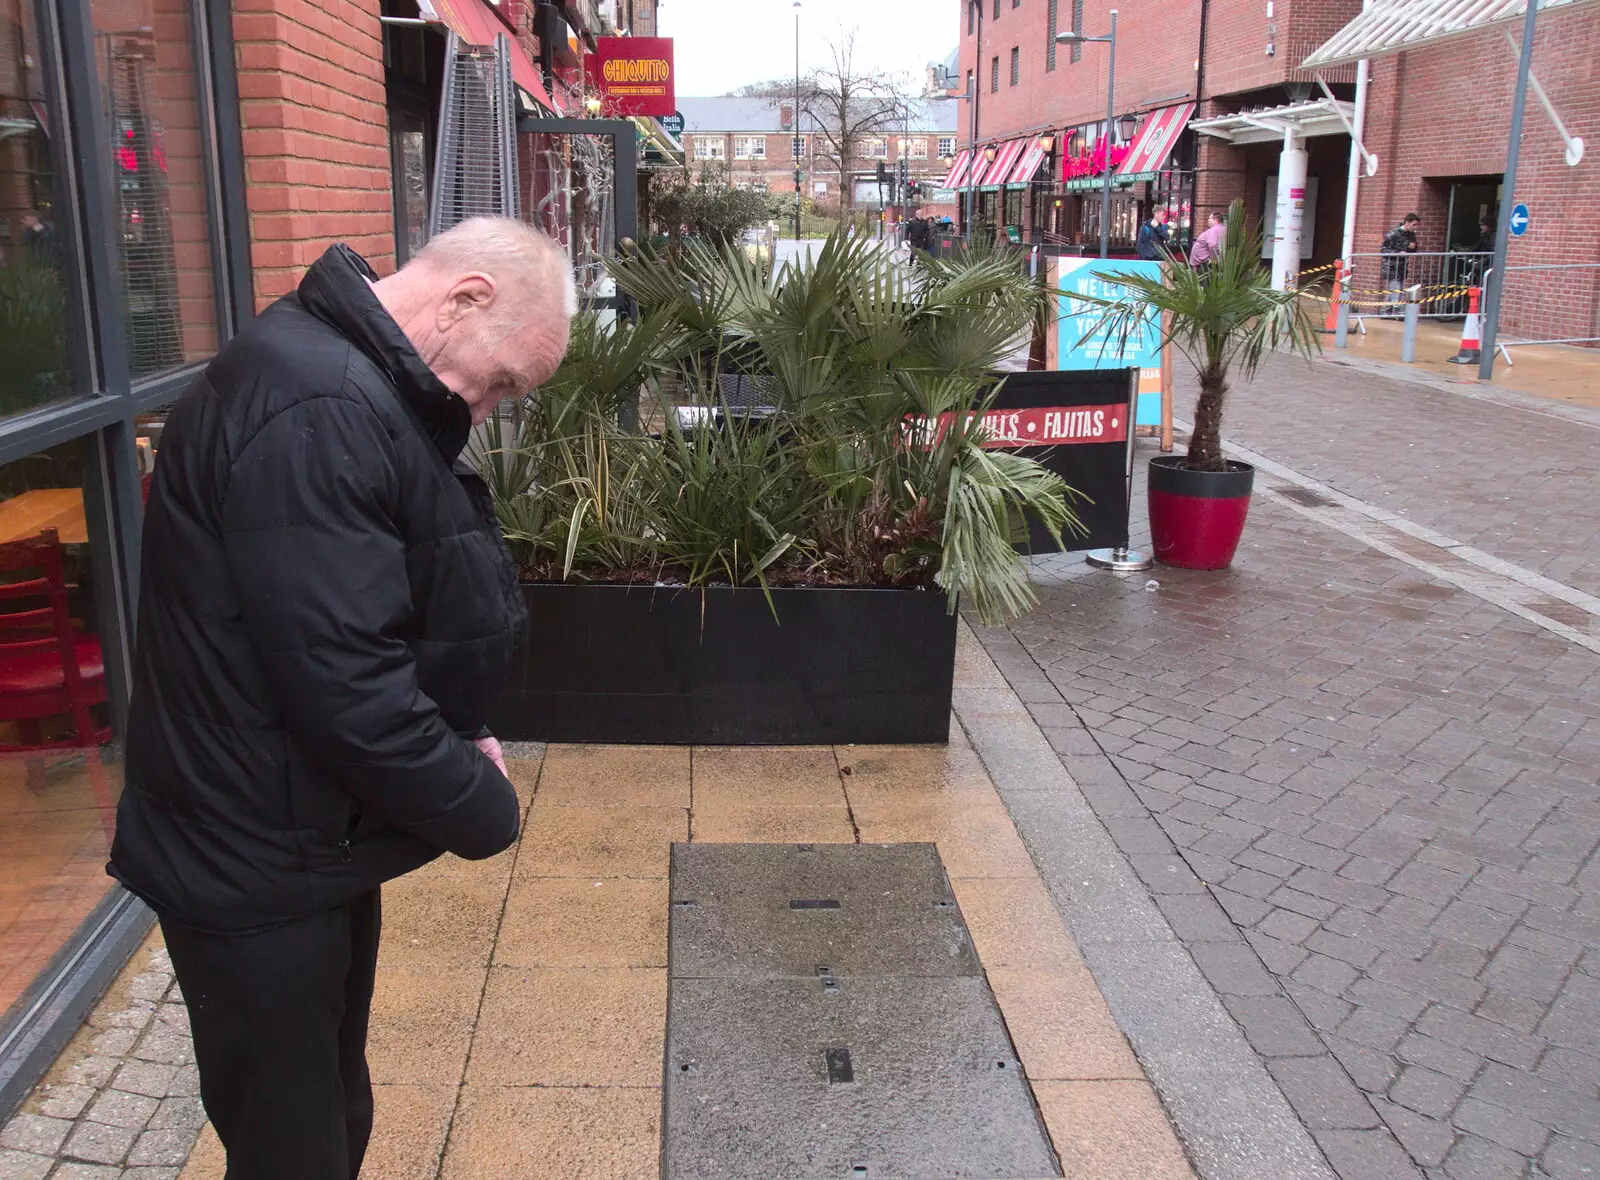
[428,30,521,235]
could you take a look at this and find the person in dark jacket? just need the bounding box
[109,217,573,1180]
[1136,208,1172,261]
[1380,212,1421,317]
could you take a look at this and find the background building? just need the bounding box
[945,0,1598,340]
[678,96,959,216]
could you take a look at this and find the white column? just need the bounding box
[1272,130,1308,291]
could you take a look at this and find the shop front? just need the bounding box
[0,0,249,1117]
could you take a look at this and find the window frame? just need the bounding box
[733,135,767,161]
[938,136,957,158]
[0,0,250,1118]
[1010,46,1020,86]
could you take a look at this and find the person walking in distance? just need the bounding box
[1136,208,1172,261]
[108,217,574,1180]
[1188,210,1226,271]
[1380,212,1421,318]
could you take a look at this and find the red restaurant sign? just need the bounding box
[584,37,675,117]
[905,405,1127,450]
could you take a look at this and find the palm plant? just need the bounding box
[1069,200,1321,472]
[483,229,1083,625]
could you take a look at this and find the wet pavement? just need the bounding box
[2,646,1194,1179]
[970,351,1600,1179]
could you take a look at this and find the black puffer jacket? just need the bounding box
[110,245,527,933]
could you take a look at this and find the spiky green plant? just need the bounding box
[1066,200,1322,472]
[483,228,1084,625]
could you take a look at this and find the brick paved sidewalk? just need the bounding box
[973,392,1600,1179]
[1186,352,1600,600]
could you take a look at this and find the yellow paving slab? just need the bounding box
[494,876,668,969]
[465,966,667,1088]
[534,744,691,808]
[1034,1080,1195,1179]
[363,1084,456,1180]
[514,803,687,879]
[689,801,856,843]
[366,966,484,1086]
[690,745,845,808]
[440,1086,660,1180]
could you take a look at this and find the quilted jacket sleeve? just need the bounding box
[220,396,519,860]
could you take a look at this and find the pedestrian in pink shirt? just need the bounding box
[1189,211,1227,269]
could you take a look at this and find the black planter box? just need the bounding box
[489,583,957,746]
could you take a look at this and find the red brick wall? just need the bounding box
[955,0,1204,148]
[233,0,395,310]
[1203,0,1361,99]
[1353,7,1600,343]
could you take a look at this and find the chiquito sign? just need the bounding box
[584,37,675,117]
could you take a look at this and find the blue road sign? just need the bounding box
[1510,203,1531,237]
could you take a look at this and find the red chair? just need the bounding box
[0,528,110,751]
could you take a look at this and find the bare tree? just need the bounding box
[741,29,908,214]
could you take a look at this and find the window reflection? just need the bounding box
[93,0,217,379]
[0,440,120,1017]
[0,0,70,418]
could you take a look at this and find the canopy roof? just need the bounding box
[1301,0,1600,70]
[1190,98,1357,145]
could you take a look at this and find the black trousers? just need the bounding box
[160,889,381,1180]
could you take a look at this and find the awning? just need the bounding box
[977,138,1027,190]
[1301,0,1600,70]
[421,0,560,113]
[1115,102,1195,182]
[1190,97,1357,145]
[1005,136,1050,188]
[940,149,975,190]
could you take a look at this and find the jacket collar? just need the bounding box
[295,245,471,463]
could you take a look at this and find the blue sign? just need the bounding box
[1510,203,1530,237]
[1054,259,1165,427]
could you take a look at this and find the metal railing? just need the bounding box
[1492,262,1600,353]
[1344,250,1491,318]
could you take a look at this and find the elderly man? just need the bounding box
[109,217,573,1180]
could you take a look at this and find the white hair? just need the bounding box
[410,216,575,333]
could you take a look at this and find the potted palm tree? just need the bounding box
[1074,201,1321,569]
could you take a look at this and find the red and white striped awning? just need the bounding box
[1006,136,1050,187]
[420,0,560,112]
[1115,102,1195,182]
[976,138,1028,189]
[940,149,975,190]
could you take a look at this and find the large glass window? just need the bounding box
[0,438,122,1016]
[0,0,72,419]
[92,0,219,380]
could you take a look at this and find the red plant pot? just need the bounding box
[1147,454,1255,570]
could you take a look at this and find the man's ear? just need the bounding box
[437,273,496,332]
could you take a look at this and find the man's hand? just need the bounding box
[474,734,508,776]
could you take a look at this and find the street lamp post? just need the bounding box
[793,1,802,242]
[1057,10,1118,259]
[968,0,982,243]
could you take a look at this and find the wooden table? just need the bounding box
[0,489,88,546]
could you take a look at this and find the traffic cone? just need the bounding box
[1448,286,1482,364]
[1320,260,1343,334]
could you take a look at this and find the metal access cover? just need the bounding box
[664,843,1061,1180]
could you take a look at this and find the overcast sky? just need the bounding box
[657,0,957,97]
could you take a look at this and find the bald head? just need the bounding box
[373,217,574,423]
